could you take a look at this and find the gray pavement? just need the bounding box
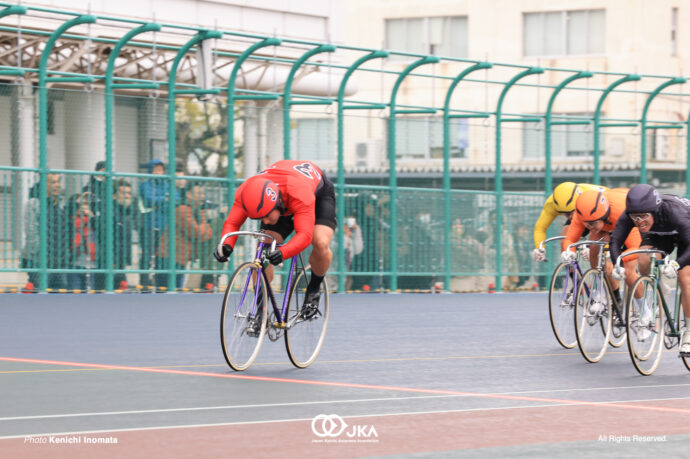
[0,292,689,456]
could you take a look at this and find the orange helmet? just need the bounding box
[575,190,610,222]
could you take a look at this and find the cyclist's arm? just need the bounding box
[220,202,248,249]
[533,200,558,248]
[279,206,315,259]
[561,214,585,252]
[669,212,690,266]
[610,213,634,264]
[619,227,642,262]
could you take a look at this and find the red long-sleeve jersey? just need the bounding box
[221,160,324,259]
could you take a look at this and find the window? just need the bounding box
[524,9,605,57]
[290,118,334,161]
[393,116,468,159]
[522,114,597,159]
[385,16,468,58]
[672,7,678,57]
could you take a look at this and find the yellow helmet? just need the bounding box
[552,182,580,213]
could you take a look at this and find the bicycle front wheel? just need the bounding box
[220,262,268,371]
[548,263,578,349]
[284,265,330,368]
[626,276,664,376]
[575,269,612,363]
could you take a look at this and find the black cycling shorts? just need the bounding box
[641,233,686,266]
[260,174,337,240]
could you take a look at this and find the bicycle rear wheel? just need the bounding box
[284,265,330,368]
[626,276,664,376]
[548,263,578,349]
[220,262,268,371]
[575,269,612,363]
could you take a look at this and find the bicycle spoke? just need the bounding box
[284,266,330,368]
[220,262,267,371]
[626,276,664,376]
[549,263,578,349]
[575,269,612,363]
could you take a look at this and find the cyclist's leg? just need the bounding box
[308,224,334,278]
[305,176,337,303]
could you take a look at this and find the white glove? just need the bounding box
[612,266,625,281]
[532,248,546,262]
[581,247,590,261]
[661,260,680,279]
[560,250,577,264]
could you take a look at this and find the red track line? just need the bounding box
[2,355,689,416]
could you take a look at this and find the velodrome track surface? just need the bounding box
[1,292,689,458]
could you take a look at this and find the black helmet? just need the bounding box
[626,184,661,214]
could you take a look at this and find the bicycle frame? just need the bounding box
[615,248,683,338]
[576,239,625,323]
[220,231,307,328]
[541,236,584,303]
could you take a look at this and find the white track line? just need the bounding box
[2,383,689,423]
[1,396,689,441]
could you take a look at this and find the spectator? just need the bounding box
[450,217,488,291]
[138,159,177,288]
[329,216,363,291]
[351,193,382,290]
[82,160,107,274]
[21,174,69,290]
[155,182,213,290]
[66,192,96,291]
[93,179,137,290]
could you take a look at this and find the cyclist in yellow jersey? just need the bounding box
[532,182,608,262]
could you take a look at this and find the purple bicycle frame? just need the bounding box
[238,240,302,325]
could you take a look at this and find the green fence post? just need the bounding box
[335,50,388,292]
[389,55,439,292]
[166,29,223,290]
[282,44,335,160]
[226,37,281,204]
[104,22,161,292]
[592,74,640,184]
[544,72,593,195]
[37,14,96,292]
[640,77,686,183]
[442,61,492,291]
[495,67,543,291]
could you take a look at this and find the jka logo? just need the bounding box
[311,414,378,439]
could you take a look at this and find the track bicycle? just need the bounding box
[541,236,582,349]
[218,231,330,371]
[615,249,690,375]
[574,240,628,363]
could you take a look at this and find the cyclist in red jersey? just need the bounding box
[214,160,336,314]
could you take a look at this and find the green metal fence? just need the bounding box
[0,3,689,292]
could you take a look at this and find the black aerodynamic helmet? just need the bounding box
[626,184,662,214]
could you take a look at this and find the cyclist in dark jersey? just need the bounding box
[610,184,690,355]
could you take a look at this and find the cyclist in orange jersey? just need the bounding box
[560,188,641,299]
